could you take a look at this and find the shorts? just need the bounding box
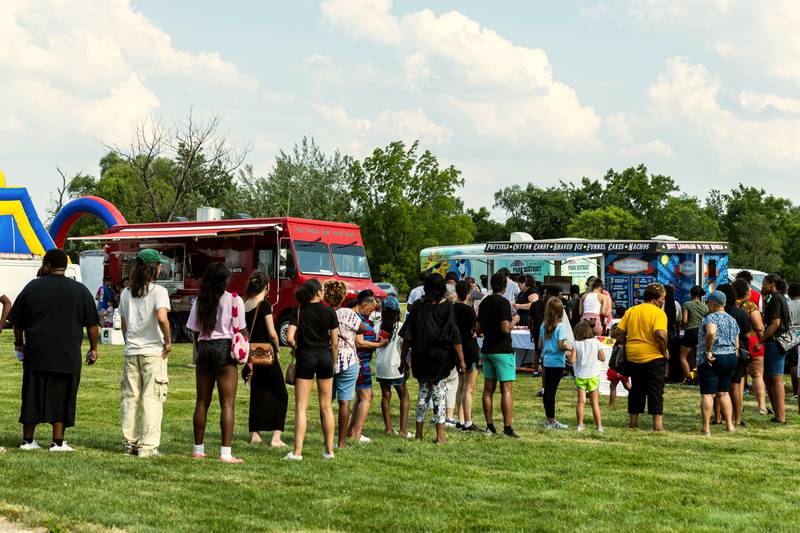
[786,347,799,369]
[730,356,749,384]
[697,353,737,394]
[333,364,359,401]
[196,339,235,371]
[20,368,81,427]
[575,376,599,392]
[606,368,629,384]
[763,341,786,377]
[356,353,373,390]
[296,349,334,380]
[681,328,699,348]
[377,376,407,387]
[481,352,516,382]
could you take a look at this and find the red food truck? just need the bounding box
[73,212,385,343]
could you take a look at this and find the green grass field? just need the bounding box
[0,332,798,532]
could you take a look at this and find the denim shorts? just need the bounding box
[763,341,786,377]
[196,339,235,372]
[333,363,359,401]
[697,353,737,394]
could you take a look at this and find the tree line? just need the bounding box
[57,113,798,292]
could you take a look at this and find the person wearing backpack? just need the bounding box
[374,296,410,438]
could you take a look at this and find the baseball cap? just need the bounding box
[137,248,170,265]
[382,295,400,311]
[707,291,726,307]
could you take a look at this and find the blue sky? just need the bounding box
[2,0,799,221]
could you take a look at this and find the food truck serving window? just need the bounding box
[332,244,370,279]
[294,240,334,276]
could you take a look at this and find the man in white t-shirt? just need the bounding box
[499,268,520,305]
[118,249,172,458]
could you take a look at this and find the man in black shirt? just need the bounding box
[477,272,519,437]
[12,249,100,452]
[760,274,790,423]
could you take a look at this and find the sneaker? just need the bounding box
[596,426,605,433]
[792,395,798,401]
[461,424,478,432]
[444,418,458,428]
[485,426,497,435]
[405,432,414,439]
[283,452,303,461]
[576,424,586,432]
[138,450,162,458]
[219,456,244,464]
[20,440,41,451]
[191,452,207,459]
[123,444,137,456]
[503,428,519,438]
[49,442,75,452]
[537,388,545,397]
[358,435,371,443]
[455,422,463,430]
[322,452,335,460]
[548,421,568,430]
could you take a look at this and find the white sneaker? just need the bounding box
[20,440,41,451]
[596,426,605,433]
[405,432,415,439]
[49,442,75,452]
[444,418,457,428]
[358,435,371,443]
[283,452,302,461]
[322,452,335,460]
[551,421,569,430]
[543,421,552,429]
[576,424,586,432]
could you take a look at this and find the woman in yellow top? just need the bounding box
[613,283,669,432]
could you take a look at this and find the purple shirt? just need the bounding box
[186,291,247,341]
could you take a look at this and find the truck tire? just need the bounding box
[277,312,293,346]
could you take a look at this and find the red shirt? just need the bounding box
[749,289,762,310]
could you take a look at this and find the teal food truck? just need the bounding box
[421,237,729,307]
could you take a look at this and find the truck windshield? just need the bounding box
[294,240,334,276]
[331,244,371,279]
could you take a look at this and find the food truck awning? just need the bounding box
[70,222,282,242]
[484,240,729,254]
[454,253,603,262]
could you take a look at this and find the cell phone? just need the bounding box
[15,350,24,362]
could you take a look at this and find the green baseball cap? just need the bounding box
[137,248,169,265]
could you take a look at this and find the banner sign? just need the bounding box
[484,240,729,254]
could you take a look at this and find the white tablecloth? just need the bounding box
[476,329,533,350]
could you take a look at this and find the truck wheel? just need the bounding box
[278,315,292,346]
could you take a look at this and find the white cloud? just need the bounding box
[647,57,800,171]
[314,104,453,154]
[0,0,256,146]
[619,140,674,159]
[739,92,800,114]
[321,0,601,151]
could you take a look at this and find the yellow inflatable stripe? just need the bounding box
[0,200,46,255]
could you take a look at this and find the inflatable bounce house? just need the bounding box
[0,169,126,255]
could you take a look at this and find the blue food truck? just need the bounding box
[477,238,729,307]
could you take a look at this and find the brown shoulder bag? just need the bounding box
[249,300,276,366]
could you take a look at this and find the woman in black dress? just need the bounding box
[242,271,288,447]
[454,280,480,431]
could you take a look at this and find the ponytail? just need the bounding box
[295,279,322,306]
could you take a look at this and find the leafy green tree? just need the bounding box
[566,207,642,239]
[237,137,354,221]
[467,207,507,242]
[731,214,783,273]
[651,196,722,241]
[349,141,474,288]
[493,184,574,239]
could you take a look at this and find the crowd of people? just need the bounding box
[3,249,799,461]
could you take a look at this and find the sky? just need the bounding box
[2,0,799,221]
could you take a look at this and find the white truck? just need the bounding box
[0,253,82,303]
